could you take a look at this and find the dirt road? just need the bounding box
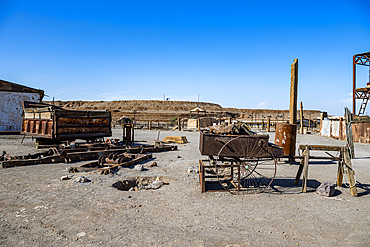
[0,129,369,246]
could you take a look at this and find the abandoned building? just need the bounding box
[0,79,44,133]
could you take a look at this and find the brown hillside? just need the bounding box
[44,100,323,122]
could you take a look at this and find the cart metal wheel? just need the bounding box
[215,136,277,194]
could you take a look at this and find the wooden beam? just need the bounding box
[337,150,344,187]
[343,146,358,196]
[300,102,304,134]
[298,145,343,152]
[302,146,309,193]
[290,59,298,125]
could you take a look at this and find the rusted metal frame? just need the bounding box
[72,153,152,173]
[1,144,177,168]
[353,52,370,114]
[2,155,65,168]
[353,54,357,114]
[354,53,370,65]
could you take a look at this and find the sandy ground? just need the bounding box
[0,129,369,246]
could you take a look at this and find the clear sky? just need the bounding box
[1,1,369,115]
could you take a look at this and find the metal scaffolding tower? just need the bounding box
[353,52,370,115]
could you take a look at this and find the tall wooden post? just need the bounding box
[290,59,298,124]
[267,118,271,132]
[300,102,304,134]
[197,118,200,132]
[177,117,181,131]
[148,121,152,130]
[289,59,298,162]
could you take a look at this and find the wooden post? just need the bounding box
[300,101,304,134]
[294,150,305,185]
[343,146,358,196]
[290,59,298,125]
[177,117,181,131]
[267,118,271,132]
[148,121,152,130]
[197,118,200,132]
[302,146,309,193]
[289,59,298,162]
[337,149,344,186]
[344,107,355,159]
[227,117,232,125]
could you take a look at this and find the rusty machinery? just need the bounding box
[21,101,112,145]
[1,142,177,170]
[353,52,370,115]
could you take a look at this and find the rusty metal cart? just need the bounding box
[199,131,283,194]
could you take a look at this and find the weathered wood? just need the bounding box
[302,146,309,193]
[294,150,305,185]
[197,118,200,132]
[344,107,355,159]
[300,102,304,134]
[337,163,344,187]
[290,59,298,125]
[177,117,181,131]
[343,146,358,196]
[298,145,343,152]
[267,118,271,132]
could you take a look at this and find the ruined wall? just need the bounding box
[320,119,370,143]
[0,92,41,131]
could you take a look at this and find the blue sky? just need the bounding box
[1,1,369,115]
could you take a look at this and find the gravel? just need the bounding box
[0,129,369,246]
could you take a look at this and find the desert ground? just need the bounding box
[0,129,369,246]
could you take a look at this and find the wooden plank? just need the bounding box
[300,102,304,134]
[343,146,358,196]
[336,149,344,186]
[298,145,343,151]
[344,107,355,158]
[294,152,305,185]
[199,160,205,193]
[302,146,309,193]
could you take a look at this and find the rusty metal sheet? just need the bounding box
[199,131,273,158]
[57,117,110,126]
[320,119,370,143]
[352,122,370,143]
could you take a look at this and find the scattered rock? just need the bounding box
[134,164,144,171]
[61,175,72,181]
[77,232,86,237]
[187,167,199,173]
[316,182,335,197]
[75,176,89,183]
[148,162,157,167]
[143,180,164,190]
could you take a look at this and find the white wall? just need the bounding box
[0,92,41,131]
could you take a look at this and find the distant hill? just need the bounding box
[45,100,323,123]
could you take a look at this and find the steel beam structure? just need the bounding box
[353,52,370,115]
